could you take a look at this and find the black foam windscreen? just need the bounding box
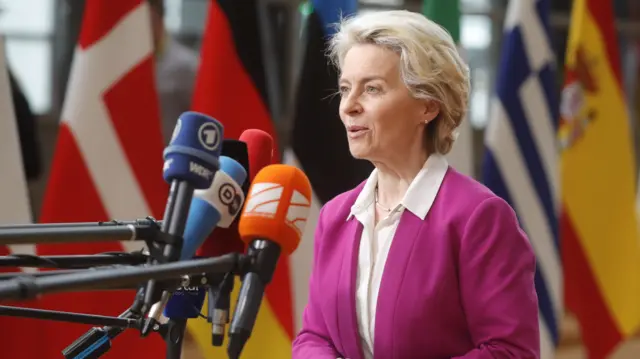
[198,139,250,257]
[221,139,250,196]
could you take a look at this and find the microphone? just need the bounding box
[162,155,247,320]
[141,111,223,333]
[180,156,247,260]
[62,156,244,359]
[227,164,312,359]
[194,139,251,260]
[239,129,275,180]
[220,139,251,196]
[160,153,246,358]
[197,131,273,258]
[202,130,275,346]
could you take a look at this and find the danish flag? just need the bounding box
[0,1,169,358]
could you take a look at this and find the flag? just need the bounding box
[291,0,371,206]
[0,36,33,242]
[560,0,640,357]
[481,1,560,358]
[0,35,42,359]
[287,0,373,331]
[422,0,474,177]
[187,1,293,358]
[33,0,168,357]
[190,1,276,141]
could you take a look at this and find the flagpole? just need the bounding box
[256,0,304,157]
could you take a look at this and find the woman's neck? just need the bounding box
[373,150,430,208]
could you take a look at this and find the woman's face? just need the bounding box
[338,44,437,163]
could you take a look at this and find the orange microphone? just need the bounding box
[227,164,312,359]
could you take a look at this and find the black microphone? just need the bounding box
[141,111,224,334]
[160,155,247,358]
[196,138,251,346]
[61,138,240,356]
[220,139,250,195]
[227,164,312,359]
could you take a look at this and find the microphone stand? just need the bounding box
[62,287,151,359]
[165,318,188,359]
[0,254,250,359]
[0,305,142,328]
[0,253,249,301]
[0,252,149,269]
[63,286,152,359]
[0,272,217,321]
[0,218,163,230]
[0,218,180,277]
[0,268,140,284]
[209,272,235,346]
[0,218,175,247]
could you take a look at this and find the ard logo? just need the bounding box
[244,182,311,236]
[198,122,221,151]
[558,46,598,150]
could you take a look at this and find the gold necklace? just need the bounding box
[375,186,392,212]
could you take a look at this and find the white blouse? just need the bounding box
[347,154,449,359]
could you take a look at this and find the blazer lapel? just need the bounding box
[373,211,424,359]
[336,218,364,359]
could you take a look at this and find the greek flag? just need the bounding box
[481,0,560,358]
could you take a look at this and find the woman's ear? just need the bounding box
[422,99,440,124]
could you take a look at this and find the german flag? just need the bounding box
[285,0,372,334]
[190,1,276,141]
[187,1,293,358]
[290,0,372,205]
[560,0,640,357]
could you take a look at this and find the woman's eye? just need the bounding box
[366,86,380,93]
[339,86,350,94]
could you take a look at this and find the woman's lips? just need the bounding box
[347,125,369,139]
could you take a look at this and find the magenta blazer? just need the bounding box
[292,167,540,359]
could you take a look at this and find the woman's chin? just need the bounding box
[348,145,370,160]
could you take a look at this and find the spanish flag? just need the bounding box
[560,0,640,358]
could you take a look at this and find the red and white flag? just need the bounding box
[31,1,168,357]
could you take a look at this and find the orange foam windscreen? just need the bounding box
[238,164,312,255]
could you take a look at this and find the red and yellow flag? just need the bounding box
[560,0,640,358]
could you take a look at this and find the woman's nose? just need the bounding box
[341,93,363,116]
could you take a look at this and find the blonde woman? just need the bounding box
[292,10,539,359]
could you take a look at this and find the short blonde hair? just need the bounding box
[328,10,470,155]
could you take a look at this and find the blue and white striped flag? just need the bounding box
[481,0,560,358]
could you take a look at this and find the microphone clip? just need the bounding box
[209,272,235,346]
[137,217,183,265]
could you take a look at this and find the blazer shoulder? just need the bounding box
[439,168,515,219]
